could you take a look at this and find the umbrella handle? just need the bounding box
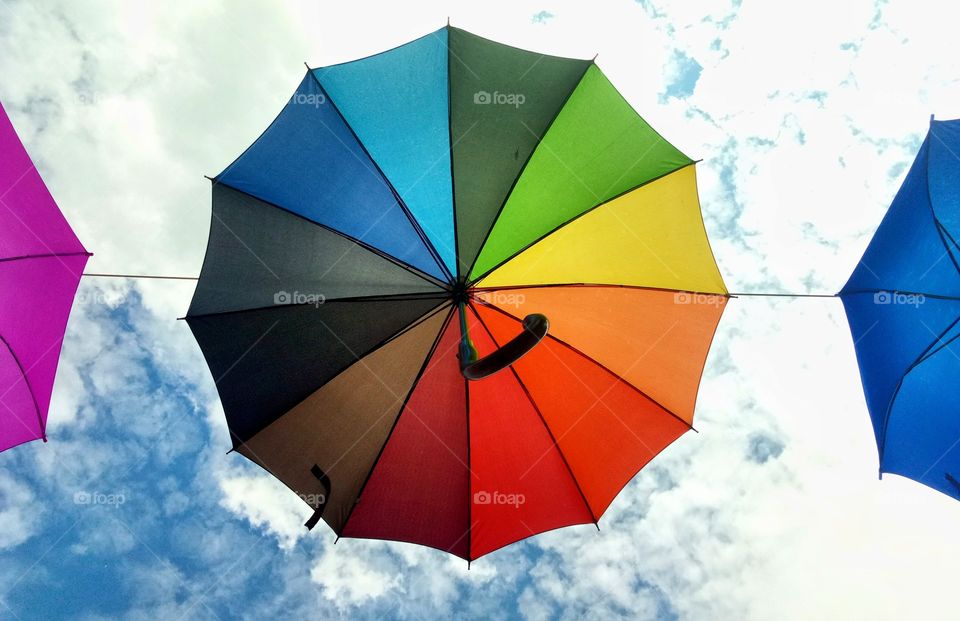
[459,312,549,380]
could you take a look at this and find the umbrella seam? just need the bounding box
[0,333,44,441]
[840,288,960,301]
[226,304,455,532]
[207,180,450,291]
[184,292,450,321]
[875,130,960,466]
[224,300,452,447]
[468,301,598,524]
[336,307,455,538]
[688,161,730,294]
[306,70,455,284]
[464,367,473,562]
[0,251,92,264]
[924,130,960,278]
[473,297,694,431]
[472,281,729,298]
[468,162,698,287]
[461,59,595,281]
[443,25,462,283]
[876,312,960,466]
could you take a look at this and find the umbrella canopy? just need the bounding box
[187,26,728,561]
[0,100,89,452]
[841,117,960,500]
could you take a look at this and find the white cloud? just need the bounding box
[218,473,309,551]
[0,472,41,550]
[311,550,400,606]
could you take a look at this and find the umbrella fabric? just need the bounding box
[841,118,960,500]
[0,100,89,452]
[188,26,727,561]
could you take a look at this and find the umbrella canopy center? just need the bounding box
[451,281,471,305]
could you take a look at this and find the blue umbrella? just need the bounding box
[841,116,960,499]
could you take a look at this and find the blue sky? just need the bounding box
[3,0,960,619]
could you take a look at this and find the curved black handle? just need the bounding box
[460,313,549,380]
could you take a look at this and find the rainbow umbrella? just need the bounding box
[187,26,727,561]
[841,117,960,500]
[0,100,89,452]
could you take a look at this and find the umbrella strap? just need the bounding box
[304,464,331,530]
[946,472,960,495]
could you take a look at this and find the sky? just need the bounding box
[2,0,960,619]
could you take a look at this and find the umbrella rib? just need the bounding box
[876,312,960,466]
[183,292,450,321]
[475,282,836,298]
[471,281,729,298]
[468,302,598,526]
[938,217,960,255]
[934,218,960,276]
[443,26,462,282]
[0,333,44,442]
[229,301,453,453]
[839,288,960,302]
[306,70,455,284]
[916,325,960,366]
[209,179,449,291]
[461,60,595,282]
[464,370,473,562]
[336,306,455,538]
[924,131,960,279]
[0,191,88,280]
[473,297,694,432]
[467,162,697,286]
[0,251,92,264]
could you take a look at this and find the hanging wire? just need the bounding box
[82,273,198,281]
[82,273,843,297]
[728,292,836,298]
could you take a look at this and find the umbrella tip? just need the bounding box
[931,113,936,123]
[304,61,312,71]
[447,16,450,26]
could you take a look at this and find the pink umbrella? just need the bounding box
[0,100,89,452]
